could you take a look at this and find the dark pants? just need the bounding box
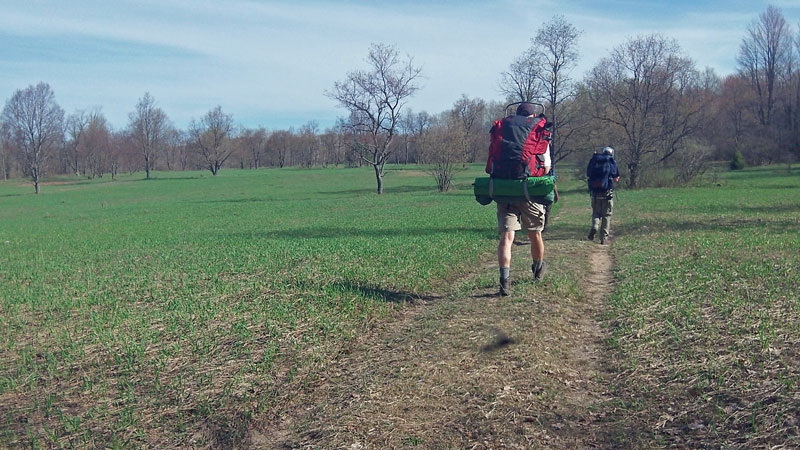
[590,191,614,239]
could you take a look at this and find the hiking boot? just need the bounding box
[532,261,545,281]
[588,229,596,241]
[599,236,606,245]
[499,277,510,296]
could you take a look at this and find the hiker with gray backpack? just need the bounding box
[586,147,620,244]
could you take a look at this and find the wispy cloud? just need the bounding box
[1,0,796,130]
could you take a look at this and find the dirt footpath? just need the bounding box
[249,223,619,449]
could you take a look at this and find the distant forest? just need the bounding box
[2,5,799,193]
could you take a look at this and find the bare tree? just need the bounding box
[320,124,347,167]
[108,130,127,179]
[698,72,758,163]
[558,84,605,158]
[587,34,704,188]
[1,82,64,193]
[398,110,415,164]
[189,106,235,175]
[791,25,800,168]
[240,127,268,169]
[113,129,142,176]
[327,43,422,194]
[83,110,111,178]
[737,5,793,127]
[484,100,507,122]
[497,17,581,165]
[427,114,463,192]
[534,15,582,164]
[451,95,487,164]
[0,123,10,180]
[776,23,800,171]
[404,110,432,164]
[722,76,754,154]
[267,129,293,168]
[65,110,90,175]
[64,108,108,178]
[128,92,169,179]
[296,121,320,168]
[499,48,543,103]
[161,127,185,171]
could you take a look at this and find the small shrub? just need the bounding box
[730,151,746,170]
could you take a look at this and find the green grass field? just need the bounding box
[0,166,496,448]
[606,166,800,447]
[1,164,798,448]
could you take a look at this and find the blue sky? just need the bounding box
[2,0,798,131]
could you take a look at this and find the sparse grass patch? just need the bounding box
[267,190,600,448]
[605,165,800,448]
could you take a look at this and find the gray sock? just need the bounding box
[500,267,510,279]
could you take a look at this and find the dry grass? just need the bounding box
[600,168,800,448]
[249,214,622,449]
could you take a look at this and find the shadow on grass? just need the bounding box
[723,203,799,214]
[541,223,591,242]
[200,197,272,204]
[137,176,205,181]
[447,191,477,197]
[755,183,800,190]
[727,166,799,181]
[195,191,477,204]
[231,226,497,240]
[39,178,113,187]
[616,216,800,237]
[480,327,517,352]
[318,185,437,195]
[472,292,501,299]
[327,281,442,304]
[470,220,589,245]
[594,413,659,449]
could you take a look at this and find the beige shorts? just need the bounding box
[496,201,546,233]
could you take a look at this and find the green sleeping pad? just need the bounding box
[473,176,556,205]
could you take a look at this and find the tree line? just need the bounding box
[2,5,798,193]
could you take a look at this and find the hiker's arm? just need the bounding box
[541,143,551,175]
[486,123,500,174]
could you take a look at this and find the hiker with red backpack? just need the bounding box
[486,102,551,296]
[586,147,620,244]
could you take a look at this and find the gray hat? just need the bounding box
[603,146,614,155]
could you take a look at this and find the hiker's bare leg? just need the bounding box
[498,230,515,267]
[528,230,544,261]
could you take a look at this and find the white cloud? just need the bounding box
[1,0,797,130]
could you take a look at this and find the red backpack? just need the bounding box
[486,114,551,179]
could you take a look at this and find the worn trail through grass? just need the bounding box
[3,165,798,448]
[251,201,622,449]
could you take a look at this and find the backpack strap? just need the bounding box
[522,179,531,203]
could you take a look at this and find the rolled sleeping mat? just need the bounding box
[473,176,556,205]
